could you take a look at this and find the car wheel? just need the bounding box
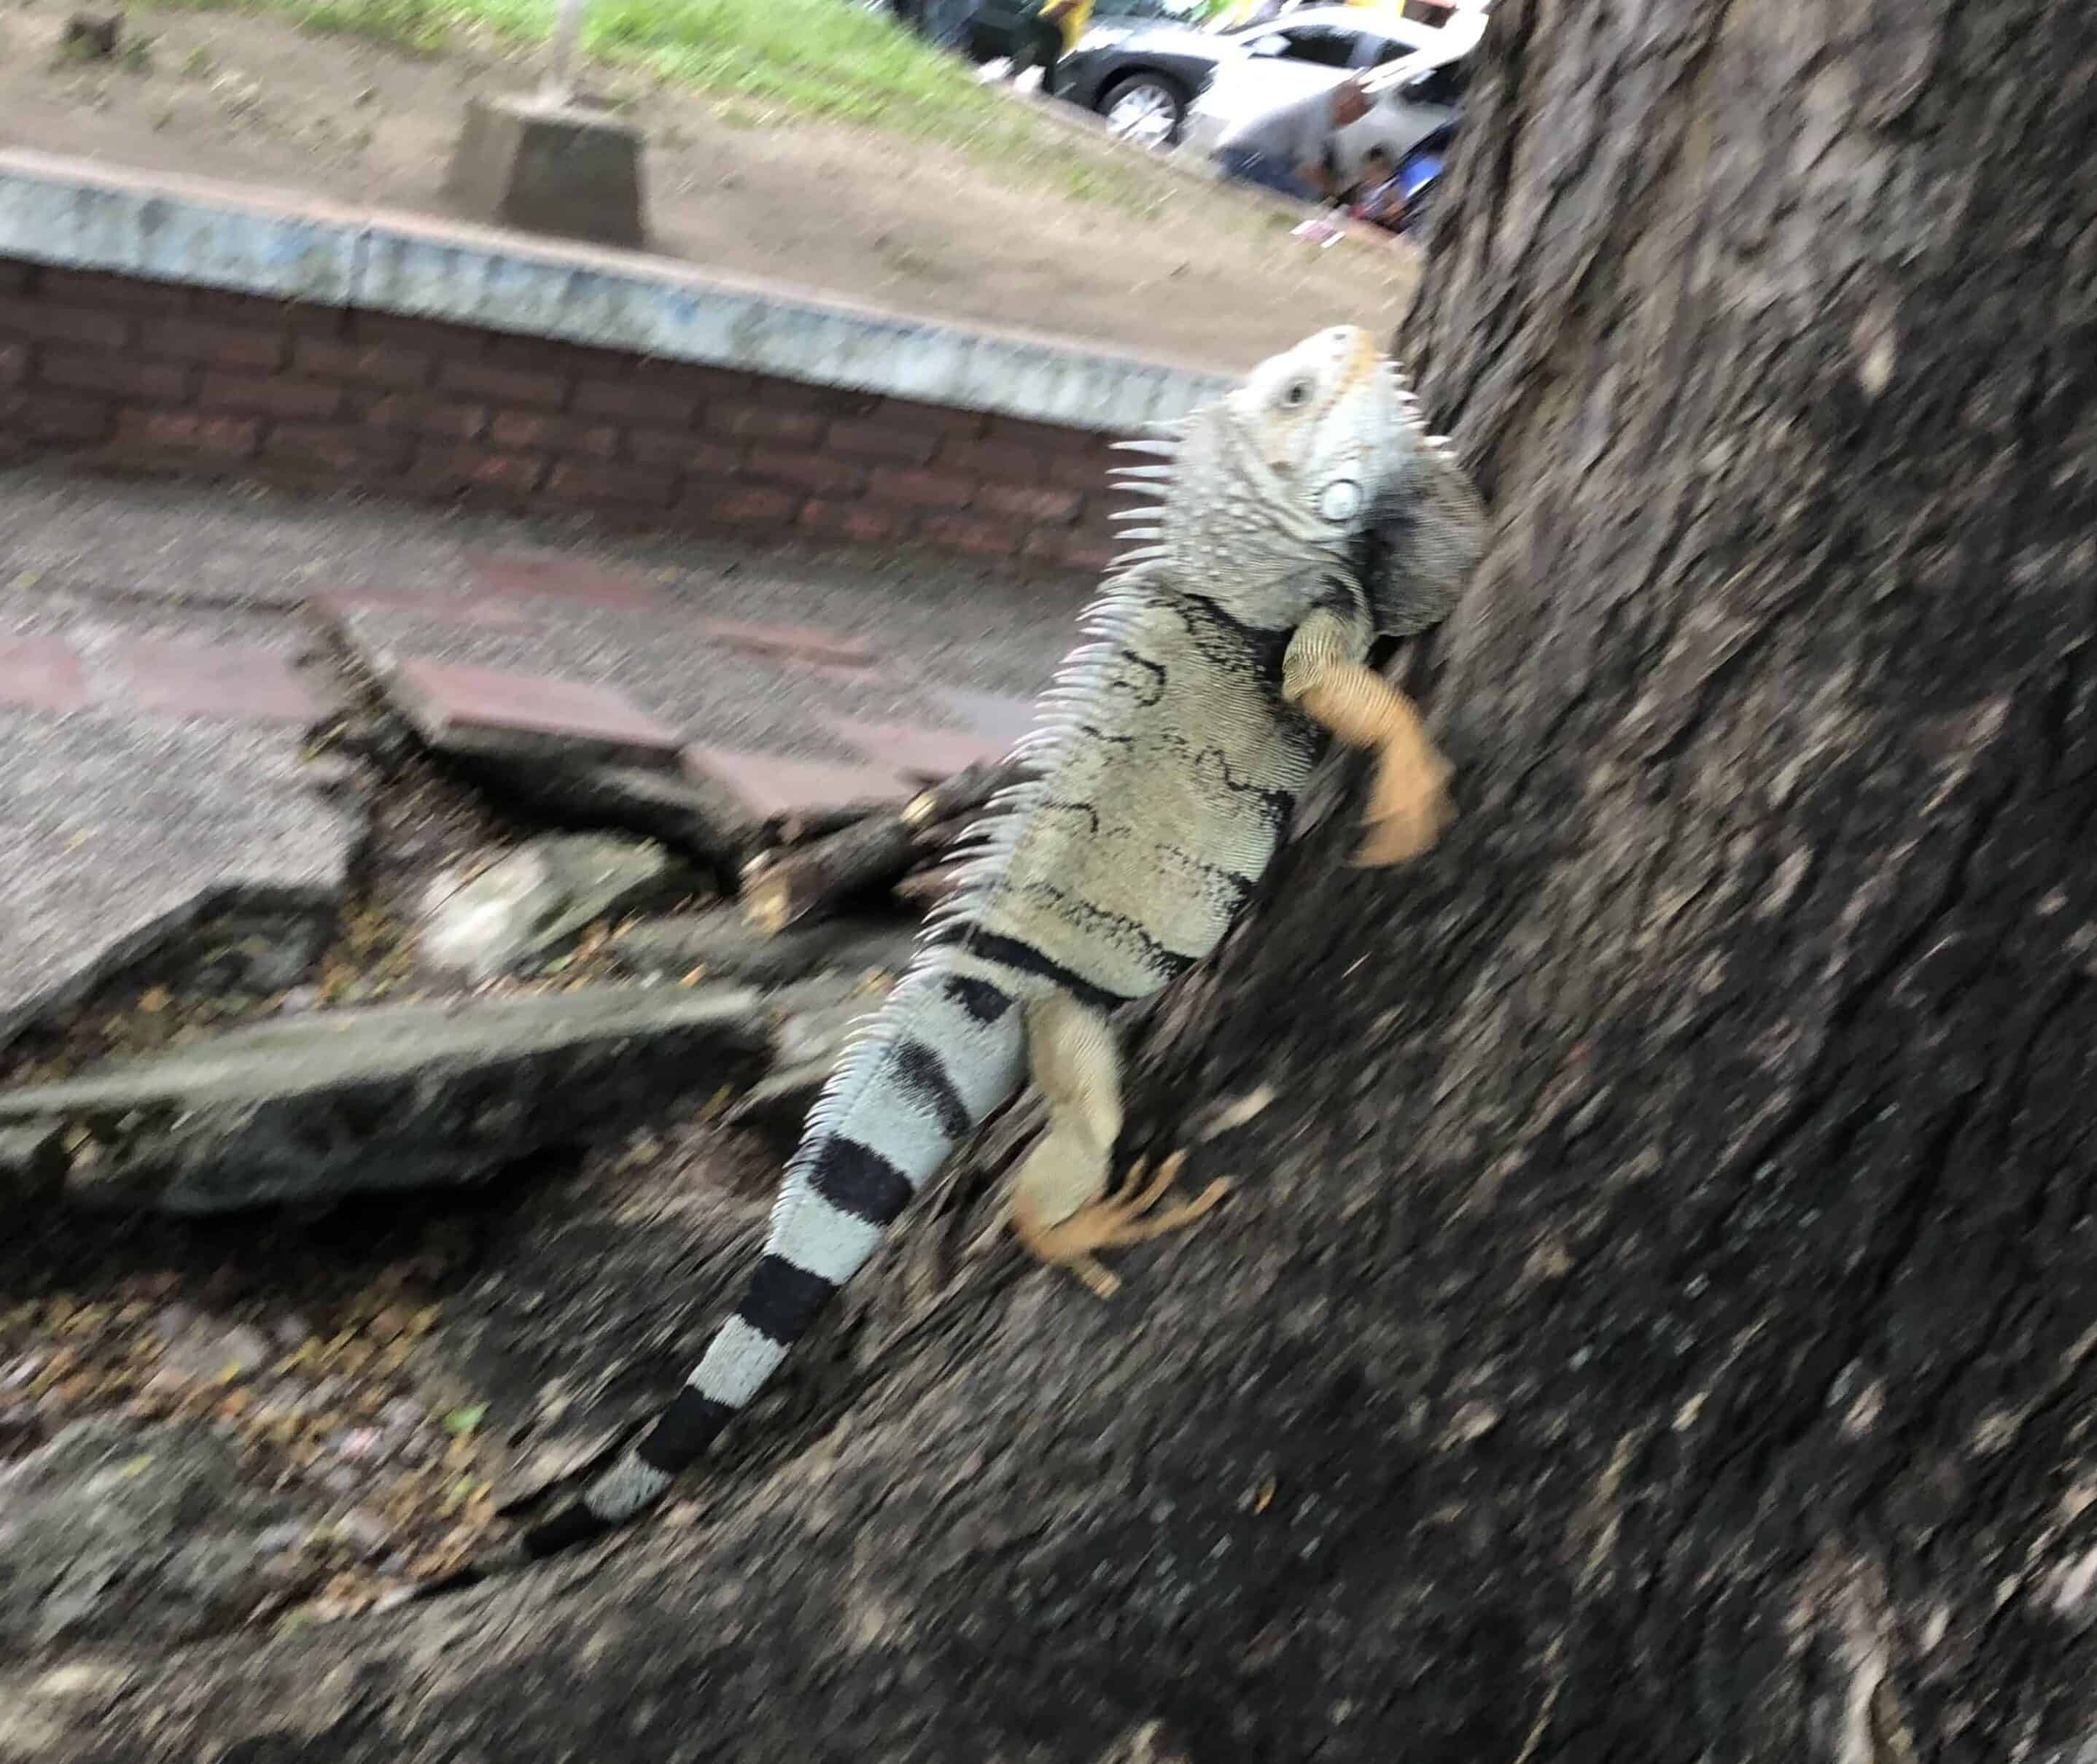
[1099,72,1187,151]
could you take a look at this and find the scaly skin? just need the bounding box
[446,327,1488,1579]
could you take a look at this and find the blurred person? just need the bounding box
[1213,77,1372,203]
[1007,0,1094,94]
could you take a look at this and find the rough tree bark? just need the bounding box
[10,1,2097,1760]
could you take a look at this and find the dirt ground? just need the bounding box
[0,7,1416,370]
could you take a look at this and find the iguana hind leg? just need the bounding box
[1008,994,1229,1299]
[1284,608,1454,866]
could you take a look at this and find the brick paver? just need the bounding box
[693,616,883,672]
[103,636,330,725]
[0,635,90,715]
[387,658,687,766]
[684,747,911,820]
[825,716,1010,782]
[465,549,666,612]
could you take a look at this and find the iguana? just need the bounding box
[509,325,1487,1567]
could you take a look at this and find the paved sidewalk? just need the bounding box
[0,465,1085,1040]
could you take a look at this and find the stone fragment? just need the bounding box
[0,987,771,1214]
[0,1417,320,1654]
[443,91,647,250]
[419,834,692,983]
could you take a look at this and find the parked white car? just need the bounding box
[1178,5,1486,180]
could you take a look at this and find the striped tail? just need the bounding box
[521,960,1028,1559]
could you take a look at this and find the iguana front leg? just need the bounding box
[1284,607,1454,866]
[1008,991,1229,1298]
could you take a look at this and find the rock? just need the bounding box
[419,834,693,984]
[609,909,917,992]
[0,1122,66,1202]
[0,986,771,1214]
[0,1416,319,1655]
[453,755,759,886]
[148,1310,276,1386]
[0,1402,45,1458]
[61,11,121,58]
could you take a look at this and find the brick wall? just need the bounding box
[0,259,1127,572]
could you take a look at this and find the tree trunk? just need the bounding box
[13,3,2097,1760]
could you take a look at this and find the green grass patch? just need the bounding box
[141,0,1118,158]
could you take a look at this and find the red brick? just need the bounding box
[682,747,910,820]
[986,413,1111,453]
[692,617,882,670]
[823,418,941,465]
[139,317,284,370]
[465,551,666,611]
[0,343,23,385]
[940,438,1050,478]
[106,636,331,724]
[0,636,90,714]
[390,658,685,766]
[436,360,568,409]
[414,445,547,497]
[797,500,898,544]
[543,459,677,508]
[680,484,802,527]
[865,400,982,439]
[483,335,622,377]
[917,514,1023,557]
[490,411,619,456]
[0,300,130,349]
[0,263,33,297]
[350,314,491,356]
[1,390,112,442]
[186,290,334,332]
[1058,535,1120,573]
[199,373,343,420]
[365,395,486,440]
[264,423,412,475]
[701,403,824,445]
[292,339,433,388]
[572,379,700,427]
[114,408,258,456]
[742,448,867,495]
[975,483,1083,524]
[36,270,192,315]
[867,467,975,509]
[1046,451,1116,491]
[626,429,742,475]
[633,358,750,399]
[39,351,190,402]
[826,717,1009,781]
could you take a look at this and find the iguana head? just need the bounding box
[1111,325,1420,583]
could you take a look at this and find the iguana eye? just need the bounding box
[1280,377,1313,408]
[1320,479,1362,521]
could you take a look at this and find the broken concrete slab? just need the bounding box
[608,909,918,991]
[0,1123,64,1203]
[0,985,771,1214]
[316,588,977,785]
[419,834,693,984]
[0,1415,320,1655]
[0,704,361,1048]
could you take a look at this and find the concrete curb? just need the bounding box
[0,147,1236,433]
